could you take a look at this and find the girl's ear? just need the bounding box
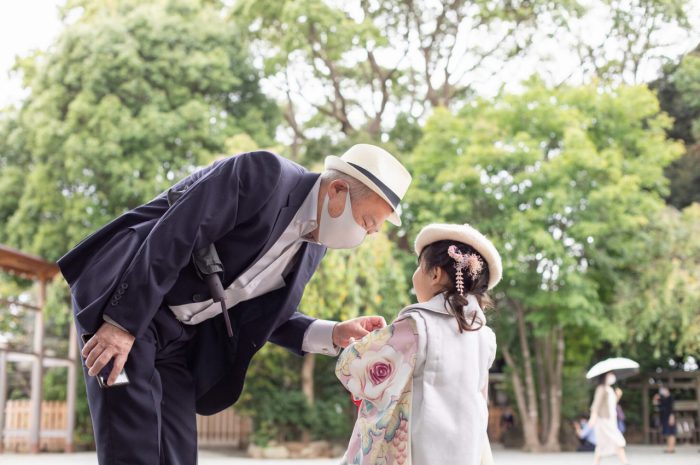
[431,266,443,284]
[432,266,453,288]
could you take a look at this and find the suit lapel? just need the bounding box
[247,171,320,269]
[275,242,326,321]
[289,242,325,289]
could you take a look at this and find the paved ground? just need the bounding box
[1,445,696,464]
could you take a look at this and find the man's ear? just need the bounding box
[328,179,349,198]
[327,180,350,217]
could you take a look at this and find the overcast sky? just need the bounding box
[1,0,699,109]
[0,0,66,107]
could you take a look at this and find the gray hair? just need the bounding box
[320,169,374,201]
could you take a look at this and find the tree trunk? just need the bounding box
[502,347,541,452]
[535,337,550,442]
[302,353,315,405]
[301,353,315,444]
[515,302,541,451]
[544,326,565,451]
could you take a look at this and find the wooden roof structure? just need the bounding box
[628,370,700,445]
[0,245,59,282]
[0,244,75,453]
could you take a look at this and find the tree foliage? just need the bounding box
[231,0,586,156]
[404,79,683,450]
[653,48,700,208]
[612,204,700,359]
[0,0,279,260]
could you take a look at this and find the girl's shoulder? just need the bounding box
[481,324,496,344]
[397,309,496,349]
[481,324,497,367]
[594,384,609,395]
[390,314,420,336]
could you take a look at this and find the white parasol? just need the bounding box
[586,357,640,380]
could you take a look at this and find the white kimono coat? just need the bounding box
[336,292,497,465]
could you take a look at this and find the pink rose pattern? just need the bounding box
[336,317,419,465]
[369,361,392,385]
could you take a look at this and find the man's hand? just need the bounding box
[332,316,386,348]
[82,322,135,386]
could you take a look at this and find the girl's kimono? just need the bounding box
[336,292,497,465]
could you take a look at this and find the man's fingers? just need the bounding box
[341,333,363,348]
[335,317,389,348]
[351,326,369,340]
[81,336,98,358]
[89,350,114,377]
[337,323,368,347]
[108,354,128,386]
[85,344,106,370]
[359,316,386,331]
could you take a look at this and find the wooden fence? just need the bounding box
[197,408,252,448]
[3,400,251,452]
[3,400,68,452]
[487,405,506,442]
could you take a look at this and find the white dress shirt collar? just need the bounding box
[296,177,322,242]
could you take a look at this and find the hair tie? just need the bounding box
[447,245,483,295]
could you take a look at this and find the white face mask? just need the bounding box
[318,190,367,249]
[606,373,617,386]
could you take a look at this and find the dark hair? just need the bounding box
[418,240,492,332]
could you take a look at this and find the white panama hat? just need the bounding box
[324,144,412,226]
[414,223,503,290]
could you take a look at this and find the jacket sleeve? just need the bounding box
[335,317,418,406]
[103,151,282,337]
[268,311,316,356]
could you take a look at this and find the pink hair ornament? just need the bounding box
[447,245,484,296]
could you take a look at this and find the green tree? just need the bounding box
[231,0,584,159]
[612,204,700,360]
[404,80,683,450]
[565,0,691,84]
[231,0,693,163]
[652,47,700,208]
[0,0,279,261]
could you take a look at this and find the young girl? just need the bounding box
[336,223,502,465]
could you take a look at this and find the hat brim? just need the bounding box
[324,155,402,226]
[414,224,502,290]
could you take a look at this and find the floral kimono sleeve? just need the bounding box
[336,317,419,465]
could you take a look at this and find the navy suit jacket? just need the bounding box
[58,151,327,414]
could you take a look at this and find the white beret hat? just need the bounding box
[414,223,502,290]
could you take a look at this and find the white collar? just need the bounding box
[400,292,486,323]
[295,177,322,241]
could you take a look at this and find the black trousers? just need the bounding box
[79,306,198,465]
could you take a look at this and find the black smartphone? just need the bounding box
[81,333,130,388]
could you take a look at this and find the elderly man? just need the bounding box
[58,144,412,464]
